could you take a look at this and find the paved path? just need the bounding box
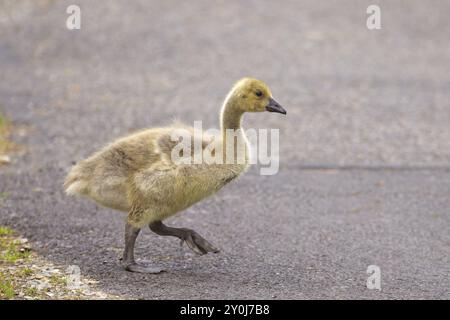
[1,0,449,299]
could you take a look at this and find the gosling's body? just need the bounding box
[64,78,286,273]
[65,126,247,226]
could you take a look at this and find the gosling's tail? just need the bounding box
[63,162,90,196]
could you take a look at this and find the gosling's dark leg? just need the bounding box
[122,222,164,273]
[149,221,219,255]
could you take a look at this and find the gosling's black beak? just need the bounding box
[266,97,287,115]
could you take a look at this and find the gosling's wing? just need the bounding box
[155,126,215,163]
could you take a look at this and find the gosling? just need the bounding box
[64,78,286,273]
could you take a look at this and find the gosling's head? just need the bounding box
[229,77,286,115]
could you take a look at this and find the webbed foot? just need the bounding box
[181,230,220,255]
[124,261,165,274]
[149,221,220,255]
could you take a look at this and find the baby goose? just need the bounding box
[64,77,286,273]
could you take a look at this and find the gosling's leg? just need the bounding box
[149,221,219,255]
[122,223,164,273]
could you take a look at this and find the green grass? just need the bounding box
[49,274,68,286]
[0,226,13,236]
[0,242,31,263]
[0,229,31,263]
[0,111,7,134]
[0,227,31,299]
[0,272,15,299]
[18,267,34,277]
[0,111,16,157]
[0,226,79,300]
[24,286,38,297]
[0,114,4,128]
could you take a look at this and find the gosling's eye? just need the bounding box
[255,90,263,97]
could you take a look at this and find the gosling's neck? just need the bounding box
[220,94,248,165]
[220,97,244,131]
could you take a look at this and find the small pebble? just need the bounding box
[0,155,11,164]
